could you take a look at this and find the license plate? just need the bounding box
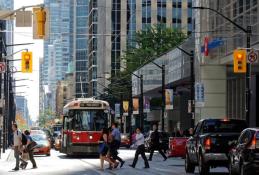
[33,149,39,152]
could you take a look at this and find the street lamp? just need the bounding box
[150,61,166,131]
[193,6,252,124]
[175,47,195,128]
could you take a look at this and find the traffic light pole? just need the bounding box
[193,6,253,126]
[246,26,252,125]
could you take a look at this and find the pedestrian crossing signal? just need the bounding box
[21,52,33,73]
[233,49,246,73]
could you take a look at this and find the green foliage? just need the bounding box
[39,108,55,128]
[122,25,186,73]
[106,25,186,101]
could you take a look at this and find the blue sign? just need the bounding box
[201,38,224,53]
[195,83,205,107]
[115,103,120,118]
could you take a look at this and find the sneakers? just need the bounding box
[129,164,135,168]
[163,157,167,161]
[32,166,37,169]
[144,166,150,169]
[12,167,19,171]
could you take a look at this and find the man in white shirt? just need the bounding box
[12,123,22,171]
[129,127,149,168]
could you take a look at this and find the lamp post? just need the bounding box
[150,61,165,131]
[193,6,252,125]
[175,47,195,128]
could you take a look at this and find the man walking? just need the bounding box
[24,130,37,169]
[129,127,149,168]
[111,123,125,168]
[148,124,167,161]
[11,123,22,171]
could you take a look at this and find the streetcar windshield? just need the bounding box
[68,110,108,131]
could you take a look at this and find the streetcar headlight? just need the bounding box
[89,135,93,140]
[76,136,80,140]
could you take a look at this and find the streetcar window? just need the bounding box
[70,110,108,131]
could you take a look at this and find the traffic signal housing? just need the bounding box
[233,49,247,73]
[35,8,46,39]
[21,52,33,73]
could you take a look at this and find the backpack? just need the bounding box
[17,131,27,145]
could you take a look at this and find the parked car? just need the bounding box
[120,133,130,148]
[168,137,188,158]
[229,128,259,175]
[185,119,247,175]
[31,134,51,156]
[144,131,169,152]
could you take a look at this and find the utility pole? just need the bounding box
[246,26,251,125]
[190,51,195,128]
[161,65,165,131]
[140,75,144,130]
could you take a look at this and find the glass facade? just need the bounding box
[157,0,167,27]
[111,0,121,76]
[88,0,97,96]
[75,0,89,98]
[142,0,151,30]
[172,0,182,29]
[127,0,136,48]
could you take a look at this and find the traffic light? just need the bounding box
[21,52,33,73]
[233,49,247,73]
[35,8,46,38]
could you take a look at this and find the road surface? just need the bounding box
[0,149,229,175]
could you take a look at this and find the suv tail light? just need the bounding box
[204,137,211,150]
[248,132,259,149]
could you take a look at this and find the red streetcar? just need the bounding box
[60,98,110,156]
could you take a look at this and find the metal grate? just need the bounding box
[227,76,245,120]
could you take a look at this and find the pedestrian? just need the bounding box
[111,123,125,168]
[189,128,194,136]
[98,128,118,171]
[129,127,149,169]
[11,123,22,171]
[24,130,37,169]
[148,124,167,161]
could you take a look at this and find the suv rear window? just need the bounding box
[202,120,247,133]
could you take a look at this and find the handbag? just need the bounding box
[27,141,37,151]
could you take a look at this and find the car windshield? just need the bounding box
[202,120,247,133]
[31,134,47,141]
[69,110,108,131]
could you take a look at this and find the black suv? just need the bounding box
[229,128,259,175]
[185,119,247,175]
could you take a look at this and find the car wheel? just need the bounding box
[240,163,253,175]
[185,153,195,173]
[46,153,50,156]
[198,154,209,175]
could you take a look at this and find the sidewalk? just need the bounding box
[0,148,13,162]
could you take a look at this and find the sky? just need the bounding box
[13,0,43,121]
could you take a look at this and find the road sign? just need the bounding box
[195,83,205,107]
[0,62,6,73]
[248,50,258,63]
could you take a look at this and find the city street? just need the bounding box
[0,149,229,175]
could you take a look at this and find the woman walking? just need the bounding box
[99,128,118,171]
[129,127,149,169]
